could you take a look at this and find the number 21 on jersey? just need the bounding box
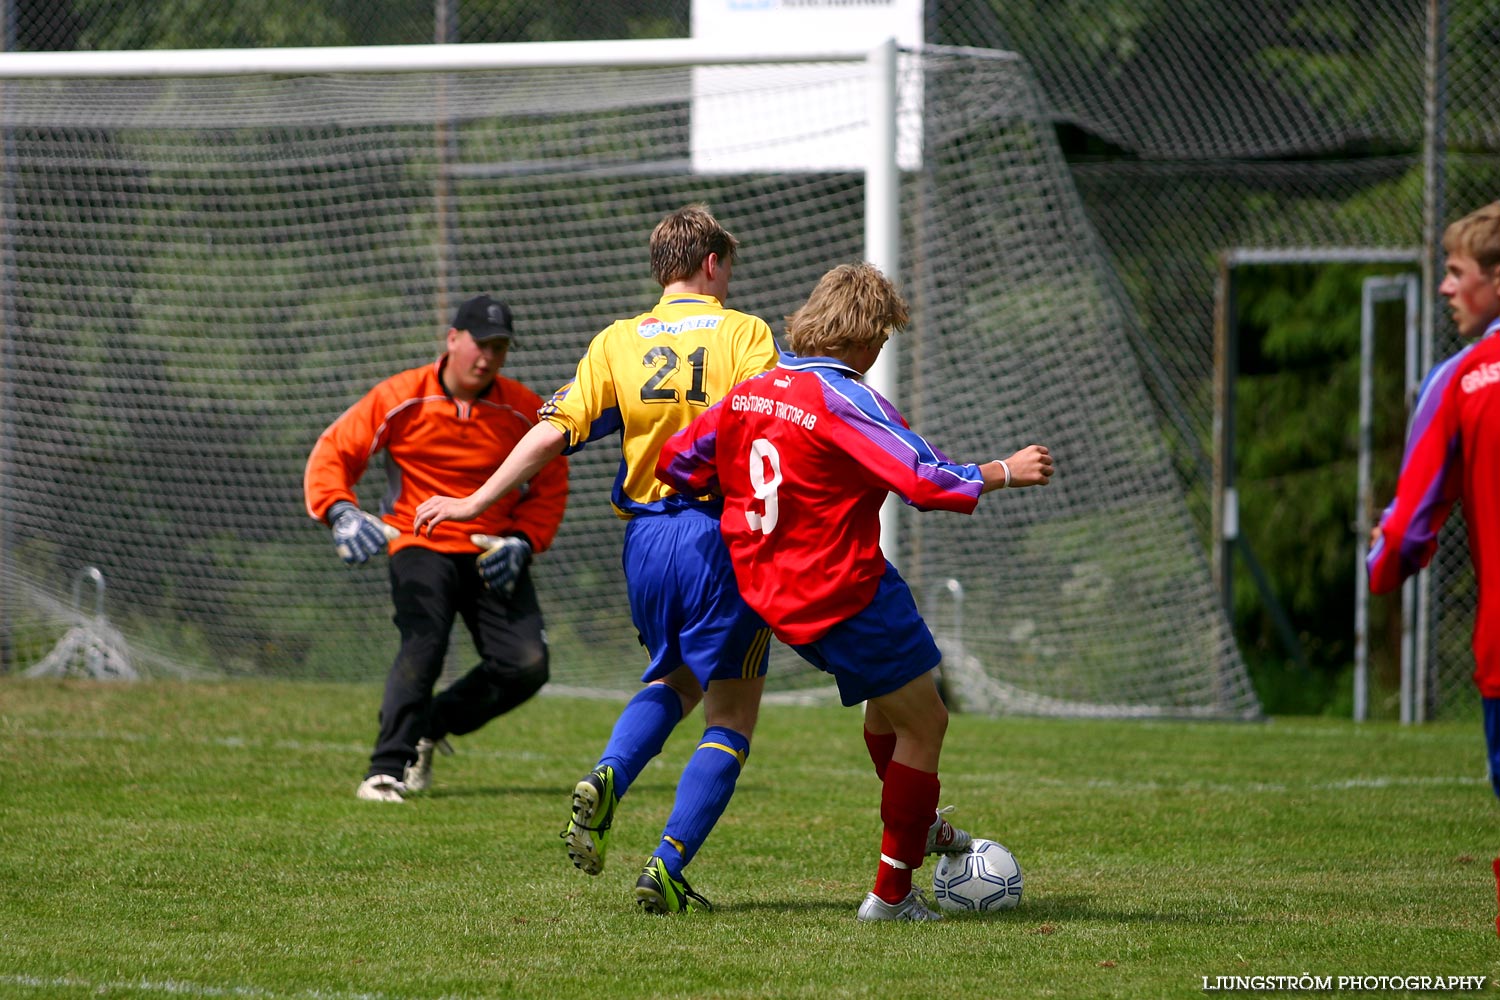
[745,438,782,535]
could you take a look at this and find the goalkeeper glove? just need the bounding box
[471,533,532,598]
[329,501,398,565]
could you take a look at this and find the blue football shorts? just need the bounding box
[1484,697,1500,801]
[622,506,771,688]
[790,562,941,707]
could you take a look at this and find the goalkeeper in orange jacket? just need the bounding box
[304,295,568,803]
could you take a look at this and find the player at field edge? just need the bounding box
[1366,200,1500,931]
[655,261,1053,921]
[303,295,568,804]
[413,205,782,914]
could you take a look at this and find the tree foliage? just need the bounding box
[1231,263,1412,713]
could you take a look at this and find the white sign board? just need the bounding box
[690,0,924,172]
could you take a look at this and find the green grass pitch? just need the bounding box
[1,678,1497,999]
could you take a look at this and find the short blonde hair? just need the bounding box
[785,262,909,357]
[649,204,739,286]
[1443,200,1500,272]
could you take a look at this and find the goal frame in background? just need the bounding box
[0,35,908,560]
[1213,248,1427,723]
[0,39,1263,721]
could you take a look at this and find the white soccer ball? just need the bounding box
[932,838,1023,913]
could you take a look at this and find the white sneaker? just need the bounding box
[356,774,407,803]
[402,736,453,794]
[926,805,972,855]
[857,889,943,922]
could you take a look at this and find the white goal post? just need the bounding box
[0,38,881,76]
[0,38,1261,719]
[0,35,905,551]
[0,38,903,329]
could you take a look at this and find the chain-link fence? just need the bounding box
[1,0,1489,720]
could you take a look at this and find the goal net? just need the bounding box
[0,43,1260,718]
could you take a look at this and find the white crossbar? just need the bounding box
[0,38,877,78]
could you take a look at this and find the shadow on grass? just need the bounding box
[1009,894,1254,925]
[707,894,1217,921]
[710,898,861,916]
[420,784,566,800]
[427,779,684,800]
[721,895,1243,923]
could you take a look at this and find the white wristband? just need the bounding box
[998,459,1012,488]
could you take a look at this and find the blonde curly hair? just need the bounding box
[785,262,909,357]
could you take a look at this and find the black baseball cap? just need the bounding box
[452,295,515,342]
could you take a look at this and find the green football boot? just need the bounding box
[634,855,713,915]
[564,764,617,875]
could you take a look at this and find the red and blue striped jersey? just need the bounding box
[1368,318,1500,695]
[657,352,985,644]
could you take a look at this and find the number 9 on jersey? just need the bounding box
[745,437,782,535]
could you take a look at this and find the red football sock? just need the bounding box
[1492,857,1499,938]
[872,760,939,903]
[863,728,897,781]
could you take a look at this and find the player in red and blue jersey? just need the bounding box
[657,262,1054,920]
[413,206,778,915]
[1369,200,1500,808]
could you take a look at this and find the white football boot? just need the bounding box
[355,774,407,803]
[857,889,943,922]
[402,736,453,794]
[925,805,973,855]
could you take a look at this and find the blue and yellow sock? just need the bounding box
[598,684,684,799]
[657,725,750,880]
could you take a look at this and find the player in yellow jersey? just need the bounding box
[413,205,777,913]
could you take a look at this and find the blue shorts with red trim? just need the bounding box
[790,563,940,706]
[623,506,772,687]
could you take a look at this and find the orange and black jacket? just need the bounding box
[303,356,568,555]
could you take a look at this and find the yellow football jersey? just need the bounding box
[540,293,779,518]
